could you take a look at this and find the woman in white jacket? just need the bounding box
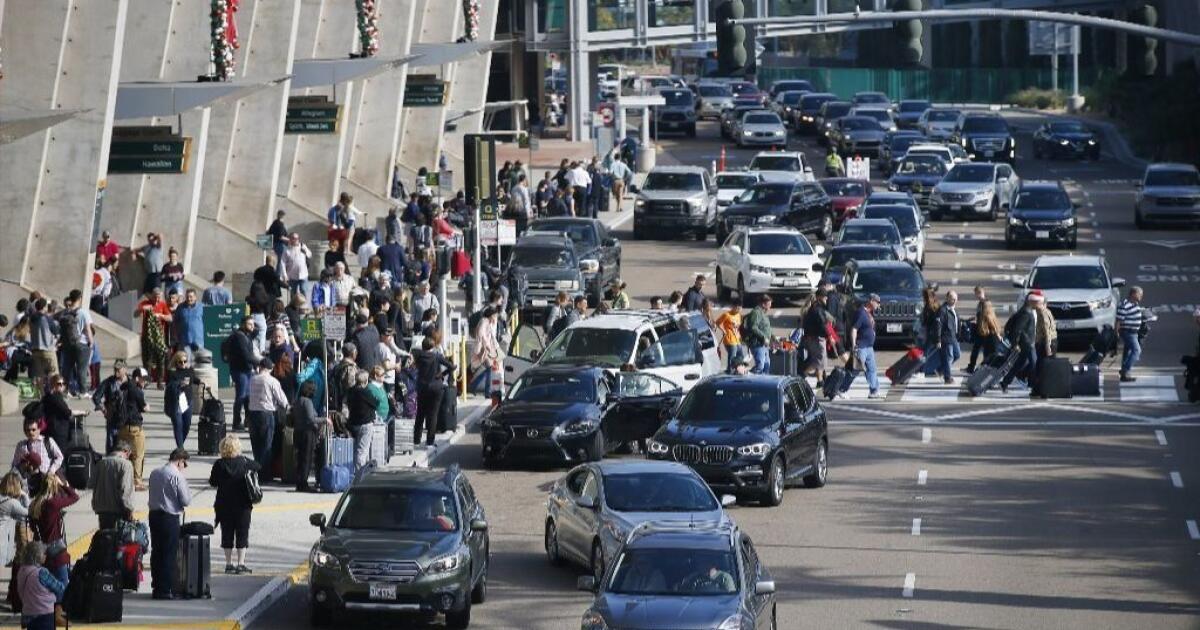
[470,307,501,397]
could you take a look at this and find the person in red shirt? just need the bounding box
[96,230,122,266]
[431,207,459,243]
[136,288,174,387]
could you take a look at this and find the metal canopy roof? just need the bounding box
[0,109,88,145]
[114,79,288,119]
[290,54,422,89]
[409,39,511,68]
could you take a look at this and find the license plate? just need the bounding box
[665,122,678,128]
[1057,319,1076,330]
[531,299,548,307]
[886,323,902,333]
[1035,230,1050,239]
[369,583,397,601]
[782,279,801,287]
[950,205,961,212]
[984,150,995,157]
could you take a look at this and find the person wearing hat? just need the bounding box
[608,279,630,310]
[147,448,191,600]
[1001,291,1041,393]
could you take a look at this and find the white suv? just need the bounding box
[504,311,723,392]
[715,227,826,306]
[748,151,815,183]
[1012,255,1125,340]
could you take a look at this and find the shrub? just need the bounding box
[1007,87,1066,110]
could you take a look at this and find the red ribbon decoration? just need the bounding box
[226,0,240,50]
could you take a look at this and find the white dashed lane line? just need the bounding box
[1188,520,1200,540]
[1156,430,1168,446]
[917,469,928,485]
[911,518,922,536]
[921,427,932,443]
[1171,472,1184,489]
[902,573,917,598]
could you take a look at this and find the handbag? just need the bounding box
[244,470,264,505]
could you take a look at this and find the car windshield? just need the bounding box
[644,172,705,191]
[822,103,851,118]
[603,472,719,512]
[609,549,739,596]
[507,372,595,403]
[1145,170,1200,187]
[828,247,896,267]
[745,113,781,125]
[540,328,637,368]
[332,489,458,532]
[854,268,924,296]
[661,90,694,107]
[530,221,598,247]
[699,85,731,97]
[748,233,813,256]
[842,224,900,245]
[676,382,778,424]
[855,93,888,104]
[841,117,881,131]
[511,246,572,267]
[780,92,805,105]
[862,208,918,237]
[855,111,890,125]
[822,180,868,197]
[1015,190,1071,210]
[717,174,758,189]
[1049,121,1088,133]
[775,81,812,93]
[942,164,993,183]
[896,156,946,176]
[889,136,921,153]
[900,101,931,113]
[736,184,792,205]
[800,95,834,111]
[962,117,1008,134]
[1029,266,1109,290]
[730,83,759,96]
[749,156,800,171]
[926,110,959,122]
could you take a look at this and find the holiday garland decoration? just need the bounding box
[209,0,240,81]
[463,0,480,41]
[355,0,380,57]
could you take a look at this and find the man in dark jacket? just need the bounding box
[93,364,128,453]
[681,275,706,312]
[801,291,832,384]
[413,337,455,448]
[253,254,284,299]
[377,234,407,288]
[344,370,381,469]
[1000,292,1039,393]
[328,343,358,416]
[931,290,960,384]
[349,315,382,371]
[223,317,258,431]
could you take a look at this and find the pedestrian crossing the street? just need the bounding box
[805,371,1190,404]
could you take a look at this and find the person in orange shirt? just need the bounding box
[714,304,744,372]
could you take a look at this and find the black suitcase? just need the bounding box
[438,388,458,433]
[1038,357,1073,399]
[1090,325,1118,355]
[88,529,122,573]
[197,417,226,456]
[1070,364,1102,397]
[823,367,856,400]
[64,447,95,489]
[174,534,212,599]
[966,350,1021,397]
[1080,348,1105,366]
[769,349,799,377]
[68,413,91,450]
[887,350,925,385]
[86,570,123,622]
[200,392,225,428]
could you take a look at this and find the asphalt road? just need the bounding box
[252,115,1200,629]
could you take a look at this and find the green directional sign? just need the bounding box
[285,119,339,134]
[108,129,192,174]
[404,78,447,106]
[109,140,189,156]
[285,96,341,135]
[202,303,247,387]
[299,317,324,343]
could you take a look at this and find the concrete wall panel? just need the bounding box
[443,0,501,179]
[394,0,460,189]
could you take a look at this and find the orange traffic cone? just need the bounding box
[719,146,727,172]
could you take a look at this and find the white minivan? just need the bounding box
[504,310,723,392]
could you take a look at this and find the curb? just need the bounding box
[422,402,491,468]
[229,563,308,630]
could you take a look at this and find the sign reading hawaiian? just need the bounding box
[108,126,192,174]
[285,95,342,134]
[405,75,448,107]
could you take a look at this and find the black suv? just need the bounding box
[1005,180,1078,250]
[480,365,682,467]
[528,217,621,306]
[505,234,586,325]
[647,375,829,506]
[578,521,777,630]
[953,112,1016,164]
[838,260,925,345]
[307,465,489,629]
[720,181,835,243]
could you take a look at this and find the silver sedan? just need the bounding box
[544,460,734,584]
[736,111,789,149]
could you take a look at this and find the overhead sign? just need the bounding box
[108,126,192,174]
[285,96,341,134]
[480,219,518,246]
[847,157,870,180]
[323,306,347,342]
[1029,22,1079,55]
[405,75,448,107]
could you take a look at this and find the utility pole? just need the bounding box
[1051,22,1059,92]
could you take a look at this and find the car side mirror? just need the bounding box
[755,580,777,596]
[811,262,825,272]
[1011,279,1024,289]
[602,237,618,247]
[530,349,541,362]
[729,244,741,254]
[577,576,597,592]
[814,244,826,256]
[630,184,640,194]
[720,494,737,508]
[575,495,597,510]
[309,513,327,530]
[1112,277,1126,288]
[470,519,489,532]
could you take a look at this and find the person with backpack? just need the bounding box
[91,442,134,530]
[92,364,128,454]
[208,435,259,575]
[223,317,258,432]
[327,342,358,417]
[118,368,150,490]
[148,448,191,599]
[11,418,63,480]
[56,291,93,397]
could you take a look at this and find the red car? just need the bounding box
[820,178,873,229]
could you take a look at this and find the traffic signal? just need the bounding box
[715,0,754,77]
[1129,3,1157,76]
[891,0,924,66]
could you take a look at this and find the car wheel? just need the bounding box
[586,430,605,462]
[471,559,488,604]
[445,599,471,630]
[763,456,785,507]
[544,520,563,566]
[1135,206,1146,230]
[310,603,334,627]
[738,275,754,308]
[803,440,828,488]
[695,227,707,242]
[591,541,606,585]
[989,198,999,221]
[633,224,646,240]
[818,214,834,241]
[716,269,731,302]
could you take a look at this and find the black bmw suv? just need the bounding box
[953,112,1016,165]
[647,375,828,507]
[1005,180,1078,250]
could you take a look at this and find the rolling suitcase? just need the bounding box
[64,446,96,489]
[438,390,458,433]
[1079,348,1105,366]
[318,464,352,493]
[966,350,1021,397]
[368,423,388,465]
[886,348,925,385]
[197,417,225,456]
[822,367,856,400]
[769,348,799,377]
[88,529,122,573]
[393,416,415,455]
[325,434,354,468]
[86,570,124,622]
[173,534,211,599]
[278,426,296,484]
[1070,364,1102,397]
[200,388,225,427]
[1037,357,1073,399]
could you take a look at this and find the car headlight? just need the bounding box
[755,214,776,224]
[774,129,785,136]
[1010,138,1016,150]
[311,549,341,570]
[1087,139,1097,145]
[1088,297,1113,310]
[1059,138,1070,146]
[888,182,899,191]
[581,610,609,630]
[560,418,598,436]
[635,199,646,208]
[749,264,773,275]
[974,189,994,200]
[1009,216,1023,226]
[688,198,704,213]
[1062,217,1076,227]
[718,615,750,630]
[961,138,968,148]
[802,115,813,122]
[556,280,579,291]
[646,440,669,454]
[425,551,464,575]
[737,442,771,458]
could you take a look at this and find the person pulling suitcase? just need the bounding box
[848,293,883,400]
[147,448,191,600]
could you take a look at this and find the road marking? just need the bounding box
[912,518,922,536]
[917,469,928,485]
[1099,248,1106,255]
[956,247,963,255]
[950,277,959,285]
[953,262,961,270]
[902,573,916,598]
[772,310,781,317]
[1188,520,1200,540]
[608,211,635,229]
[921,427,932,443]
[1156,429,1168,445]
[1095,233,1102,240]
[1171,472,1184,488]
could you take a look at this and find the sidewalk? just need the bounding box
[0,386,490,630]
